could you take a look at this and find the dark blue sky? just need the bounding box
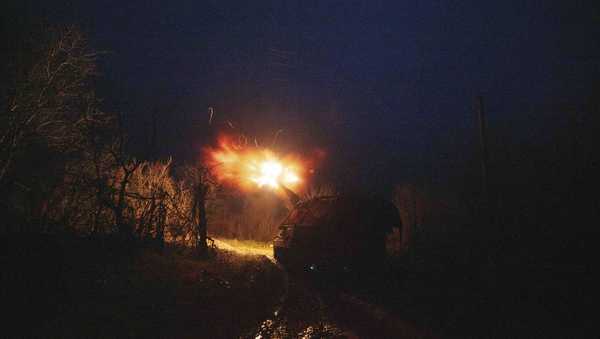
[3,0,599,192]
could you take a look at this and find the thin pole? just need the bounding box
[476,96,489,204]
[476,95,496,275]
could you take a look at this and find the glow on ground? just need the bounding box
[212,237,274,261]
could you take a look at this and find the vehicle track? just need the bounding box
[213,239,432,338]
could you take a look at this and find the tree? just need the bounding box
[0,26,117,232]
[182,165,216,255]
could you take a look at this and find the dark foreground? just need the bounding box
[247,247,593,339]
[2,235,284,338]
[2,235,593,338]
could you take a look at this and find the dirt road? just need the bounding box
[213,238,433,339]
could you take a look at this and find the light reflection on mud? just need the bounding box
[254,317,346,339]
[250,273,352,339]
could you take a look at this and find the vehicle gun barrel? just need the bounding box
[280,183,300,206]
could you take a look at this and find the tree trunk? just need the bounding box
[116,175,131,240]
[193,182,209,256]
[197,193,208,255]
[156,202,166,251]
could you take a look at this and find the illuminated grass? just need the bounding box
[212,237,273,258]
[214,237,272,250]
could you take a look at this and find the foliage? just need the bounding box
[0,26,213,251]
[0,26,115,232]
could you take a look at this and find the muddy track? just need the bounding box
[250,264,353,338]
[250,260,435,339]
[212,239,434,338]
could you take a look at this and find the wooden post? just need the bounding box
[475,96,498,278]
[476,96,490,206]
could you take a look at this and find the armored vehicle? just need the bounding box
[273,195,401,271]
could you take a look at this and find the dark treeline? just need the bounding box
[0,27,214,254]
[390,102,598,271]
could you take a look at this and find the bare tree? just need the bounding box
[1,27,101,184]
[0,26,120,233]
[107,144,141,239]
[181,165,216,255]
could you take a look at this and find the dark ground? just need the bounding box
[250,238,593,339]
[1,235,284,338]
[1,234,593,338]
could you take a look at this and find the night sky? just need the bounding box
[3,0,599,193]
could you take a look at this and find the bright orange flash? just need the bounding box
[206,135,304,191]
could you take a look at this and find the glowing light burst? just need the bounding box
[205,135,305,191]
[249,159,300,189]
